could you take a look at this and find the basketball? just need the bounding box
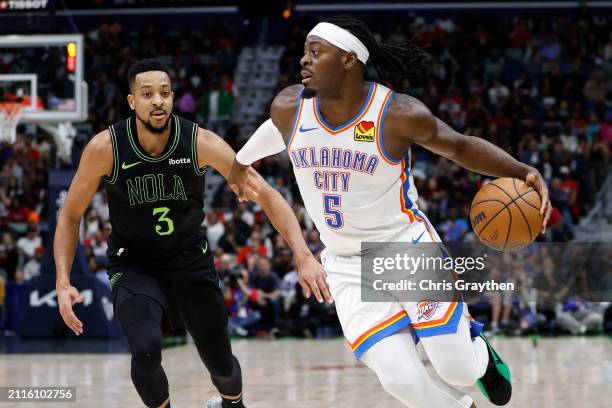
[470,178,543,251]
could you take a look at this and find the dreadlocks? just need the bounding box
[325,15,430,91]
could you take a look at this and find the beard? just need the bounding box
[302,87,316,99]
[136,111,171,134]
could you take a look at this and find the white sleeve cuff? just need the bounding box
[236,119,286,165]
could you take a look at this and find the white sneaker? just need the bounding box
[205,395,223,408]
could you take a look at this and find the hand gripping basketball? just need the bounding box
[470,174,551,251]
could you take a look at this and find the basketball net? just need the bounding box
[0,102,24,144]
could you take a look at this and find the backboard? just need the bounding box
[0,34,86,124]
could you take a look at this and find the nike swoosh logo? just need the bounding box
[412,231,425,244]
[202,241,208,255]
[299,125,319,133]
[121,161,141,170]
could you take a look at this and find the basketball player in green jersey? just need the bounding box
[230,16,553,408]
[54,59,331,408]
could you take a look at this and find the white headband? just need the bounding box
[307,22,369,64]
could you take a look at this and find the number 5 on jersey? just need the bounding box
[323,194,343,229]
[153,207,175,235]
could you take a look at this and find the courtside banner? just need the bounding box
[360,242,612,303]
[17,274,121,339]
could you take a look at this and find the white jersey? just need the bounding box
[287,82,436,256]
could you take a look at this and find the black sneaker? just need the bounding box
[476,333,512,405]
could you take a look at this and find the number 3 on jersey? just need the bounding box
[153,207,175,235]
[323,194,343,229]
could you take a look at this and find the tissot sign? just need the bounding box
[0,0,49,11]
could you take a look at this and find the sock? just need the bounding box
[221,395,244,408]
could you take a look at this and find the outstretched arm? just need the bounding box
[244,167,332,303]
[385,94,552,232]
[198,128,332,303]
[54,131,114,335]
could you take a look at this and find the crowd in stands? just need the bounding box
[1,11,611,337]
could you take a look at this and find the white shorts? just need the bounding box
[322,219,469,359]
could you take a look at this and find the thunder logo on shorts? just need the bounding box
[417,300,439,321]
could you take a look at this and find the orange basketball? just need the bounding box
[470,178,543,251]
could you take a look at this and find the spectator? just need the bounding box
[483,267,513,335]
[7,197,30,223]
[509,19,531,48]
[556,300,605,334]
[0,234,18,281]
[224,266,261,337]
[199,79,233,137]
[487,77,510,108]
[549,177,575,237]
[438,207,469,242]
[177,85,197,121]
[605,33,612,60]
[585,112,601,143]
[205,211,225,251]
[236,230,268,269]
[91,73,117,124]
[91,230,109,259]
[559,167,580,220]
[305,230,324,258]
[249,257,282,330]
[22,245,44,281]
[16,224,42,262]
[216,253,234,280]
[90,257,109,288]
[583,69,606,103]
[85,208,102,239]
[217,222,239,255]
[13,268,24,284]
[275,247,299,310]
[590,134,610,191]
[541,34,562,61]
[519,139,540,168]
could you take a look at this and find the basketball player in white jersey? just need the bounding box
[228,16,552,407]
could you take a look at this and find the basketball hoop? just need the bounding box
[0,102,24,144]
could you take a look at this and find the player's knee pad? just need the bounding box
[131,337,162,372]
[124,320,163,373]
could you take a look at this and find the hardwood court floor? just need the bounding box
[0,337,610,407]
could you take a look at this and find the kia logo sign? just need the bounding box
[30,289,93,307]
